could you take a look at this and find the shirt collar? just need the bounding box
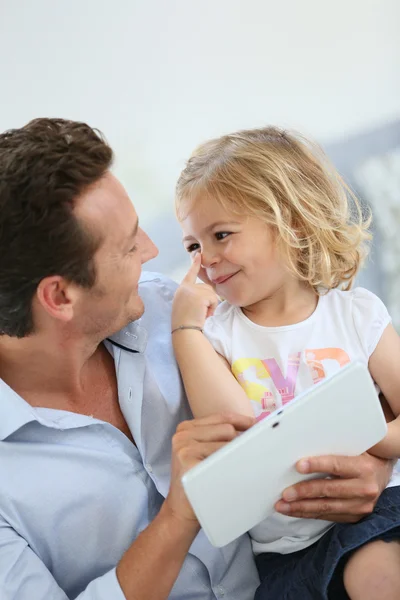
[106,318,148,354]
[0,320,148,441]
[0,378,41,440]
[0,379,99,441]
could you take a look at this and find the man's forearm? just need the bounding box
[116,504,200,600]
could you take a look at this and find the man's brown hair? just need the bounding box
[0,118,113,337]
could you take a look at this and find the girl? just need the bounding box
[171,127,400,600]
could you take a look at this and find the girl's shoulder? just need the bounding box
[203,301,238,361]
[325,286,388,313]
[324,287,391,356]
[204,300,237,333]
[212,299,237,320]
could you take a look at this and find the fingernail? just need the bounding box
[297,459,310,473]
[277,502,291,514]
[283,487,297,501]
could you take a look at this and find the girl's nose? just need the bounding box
[200,245,220,268]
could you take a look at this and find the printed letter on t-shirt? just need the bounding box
[305,348,350,385]
[261,352,301,406]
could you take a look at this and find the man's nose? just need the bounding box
[138,228,159,264]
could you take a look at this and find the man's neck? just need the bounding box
[0,327,134,443]
[0,328,102,406]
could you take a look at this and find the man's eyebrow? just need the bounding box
[182,220,240,242]
[123,219,139,248]
[130,219,139,239]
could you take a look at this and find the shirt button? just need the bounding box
[146,463,153,473]
[128,388,133,403]
[216,585,225,597]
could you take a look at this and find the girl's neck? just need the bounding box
[241,280,318,327]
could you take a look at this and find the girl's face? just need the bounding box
[180,195,289,308]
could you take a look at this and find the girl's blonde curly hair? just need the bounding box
[175,126,371,293]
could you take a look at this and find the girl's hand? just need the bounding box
[172,253,219,331]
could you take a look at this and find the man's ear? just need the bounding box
[36,276,79,323]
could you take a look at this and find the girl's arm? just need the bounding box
[172,254,254,419]
[173,330,254,418]
[368,323,400,458]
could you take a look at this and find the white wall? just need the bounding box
[1,0,399,221]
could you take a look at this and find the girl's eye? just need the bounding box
[215,232,231,240]
[186,243,200,253]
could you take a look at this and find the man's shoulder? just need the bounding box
[139,271,178,299]
[137,271,177,334]
[138,271,178,308]
[139,270,178,289]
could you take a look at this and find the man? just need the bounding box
[0,118,393,600]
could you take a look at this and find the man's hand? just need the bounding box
[118,413,253,600]
[164,413,255,524]
[275,453,394,522]
[171,253,219,332]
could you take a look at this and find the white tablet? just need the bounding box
[182,362,387,547]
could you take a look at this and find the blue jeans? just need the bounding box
[255,486,400,600]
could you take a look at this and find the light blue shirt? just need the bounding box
[0,273,259,599]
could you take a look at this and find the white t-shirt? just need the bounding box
[204,287,398,554]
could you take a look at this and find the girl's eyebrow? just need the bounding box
[182,221,241,242]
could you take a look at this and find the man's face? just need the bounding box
[72,172,158,339]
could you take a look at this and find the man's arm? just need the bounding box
[116,505,199,599]
[118,412,248,598]
[1,511,194,600]
[275,453,394,521]
[0,414,254,600]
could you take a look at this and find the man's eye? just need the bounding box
[128,245,137,253]
[215,232,231,240]
[186,243,200,253]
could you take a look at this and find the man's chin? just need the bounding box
[128,299,145,323]
[106,299,145,337]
